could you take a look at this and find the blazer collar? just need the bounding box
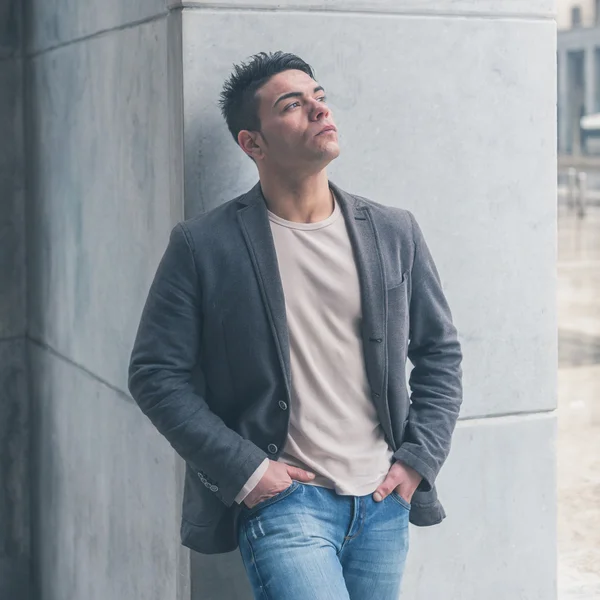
[236,180,368,215]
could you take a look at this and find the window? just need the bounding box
[572,6,582,28]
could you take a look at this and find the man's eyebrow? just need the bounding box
[273,86,325,108]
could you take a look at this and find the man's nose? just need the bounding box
[310,99,330,120]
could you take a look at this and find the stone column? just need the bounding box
[178,2,557,599]
[23,1,189,599]
[0,0,29,598]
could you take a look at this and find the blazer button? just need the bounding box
[268,443,278,453]
[278,401,288,410]
[210,485,218,492]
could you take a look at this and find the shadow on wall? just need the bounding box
[184,115,257,218]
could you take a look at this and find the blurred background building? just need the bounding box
[556,2,600,599]
[558,0,600,155]
[557,0,598,30]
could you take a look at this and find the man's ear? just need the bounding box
[238,130,264,161]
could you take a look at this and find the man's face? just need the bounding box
[248,69,340,170]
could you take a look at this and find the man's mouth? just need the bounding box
[317,126,337,136]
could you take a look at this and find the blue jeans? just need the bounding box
[237,480,410,599]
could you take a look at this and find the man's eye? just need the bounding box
[318,96,327,102]
[285,102,300,111]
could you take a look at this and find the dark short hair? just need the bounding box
[219,51,315,144]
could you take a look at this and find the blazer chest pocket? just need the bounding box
[386,271,410,335]
[386,269,409,292]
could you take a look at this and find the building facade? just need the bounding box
[557,0,600,153]
[558,0,597,31]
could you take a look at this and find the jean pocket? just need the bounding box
[390,491,412,511]
[242,480,300,516]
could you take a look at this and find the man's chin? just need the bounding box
[319,143,341,164]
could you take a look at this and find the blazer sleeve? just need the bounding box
[392,211,463,491]
[128,222,268,507]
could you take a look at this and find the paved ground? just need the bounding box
[557,203,600,599]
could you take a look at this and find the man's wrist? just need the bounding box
[234,458,270,504]
[395,459,423,485]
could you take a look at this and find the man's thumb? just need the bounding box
[287,467,316,481]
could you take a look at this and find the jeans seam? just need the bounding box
[390,492,412,511]
[242,522,270,600]
[342,497,365,543]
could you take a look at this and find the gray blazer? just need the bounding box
[128,181,463,555]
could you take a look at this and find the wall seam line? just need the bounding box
[22,5,556,59]
[458,408,556,423]
[25,335,559,418]
[24,335,559,421]
[25,11,170,59]
[27,336,134,403]
[174,3,556,22]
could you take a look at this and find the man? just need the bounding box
[129,51,462,599]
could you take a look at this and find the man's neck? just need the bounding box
[258,170,334,224]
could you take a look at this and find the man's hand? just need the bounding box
[243,460,316,509]
[372,460,423,504]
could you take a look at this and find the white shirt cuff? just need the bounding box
[234,458,270,504]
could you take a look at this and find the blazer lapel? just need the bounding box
[330,182,394,445]
[236,183,293,400]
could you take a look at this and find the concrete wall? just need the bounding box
[0,0,29,598]
[6,0,557,598]
[23,2,189,599]
[181,3,557,599]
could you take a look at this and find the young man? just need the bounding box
[129,52,462,599]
